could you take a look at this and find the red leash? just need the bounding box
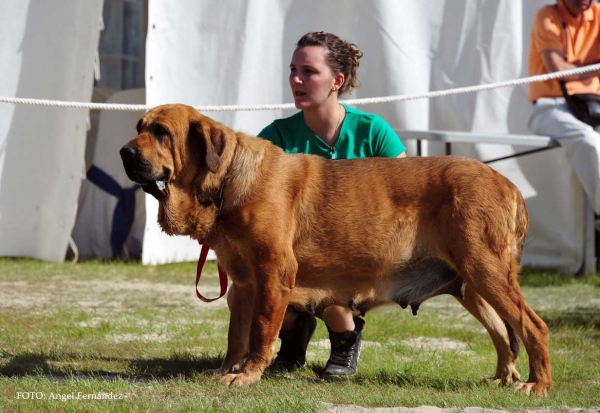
[196,241,228,302]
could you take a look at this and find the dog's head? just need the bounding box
[120,103,233,237]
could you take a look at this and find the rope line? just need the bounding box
[1,63,599,112]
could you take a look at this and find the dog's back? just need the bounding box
[279,155,527,273]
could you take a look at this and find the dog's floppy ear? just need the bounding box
[189,119,225,174]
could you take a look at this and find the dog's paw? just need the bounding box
[219,373,239,386]
[205,362,244,377]
[514,381,549,397]
[490,367,521,386]
[492,377,518,386]
[218,371,262,386]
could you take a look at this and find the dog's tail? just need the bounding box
[513,190,530,266]
[504,187,528,360]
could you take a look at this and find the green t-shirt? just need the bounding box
[257,105,405,159]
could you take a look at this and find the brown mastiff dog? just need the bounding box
[120,104,551,396]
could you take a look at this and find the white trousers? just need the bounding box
[529,97,600,214]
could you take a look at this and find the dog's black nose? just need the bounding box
[120,146,138,161]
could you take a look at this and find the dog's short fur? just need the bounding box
[120,104,551,395]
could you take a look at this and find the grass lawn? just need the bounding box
[0,259,599,412]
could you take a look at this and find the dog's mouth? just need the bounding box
[122,154,171,200]
[140,171,170,200]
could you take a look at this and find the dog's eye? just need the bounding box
[152,124,169,141]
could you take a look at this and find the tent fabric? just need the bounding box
[0,0,104,262]
[145,0,583,273]
[71,89,146,260]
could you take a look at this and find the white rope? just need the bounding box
[1,63,600,112]
[344,62,600,106]
[0,97,148,111]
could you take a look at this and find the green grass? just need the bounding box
[0,258,599,412]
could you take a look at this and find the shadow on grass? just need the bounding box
[0,351,329,384]
[130,355,223,378]
[519,269,600,288]
[0,351,224,381]
[352,370,480,391]
[0,352,505,390]
[538,307,600,330]
[269,365,481,389]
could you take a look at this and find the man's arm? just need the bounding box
[540,49,600,81]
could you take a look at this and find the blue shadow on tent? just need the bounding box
[86,165,141,259]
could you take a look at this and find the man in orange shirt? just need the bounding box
[528,0,600,215]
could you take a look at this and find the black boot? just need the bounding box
[272,312,317,369]
[323,316,365,378]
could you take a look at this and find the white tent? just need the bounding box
[0,0,103,261]
[0,0,587,273]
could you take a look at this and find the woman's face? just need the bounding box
[289,46,339,110]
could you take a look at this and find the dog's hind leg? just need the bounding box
[445,183,550,396]
[456,283,520,385]
[458,258,551,396]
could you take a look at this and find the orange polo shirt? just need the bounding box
[528,0,600,102]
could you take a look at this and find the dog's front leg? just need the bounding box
[217,284,254,374]
[220,260,295,386]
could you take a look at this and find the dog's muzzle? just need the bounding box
[120,145,149,183]
[120,145,169,199]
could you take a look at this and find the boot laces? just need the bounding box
[329,347,355,367]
